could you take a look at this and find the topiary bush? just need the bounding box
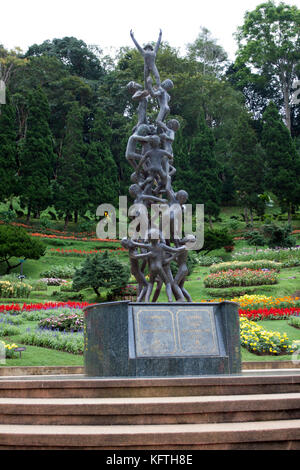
[72,251,130,297]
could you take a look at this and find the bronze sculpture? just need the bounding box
[124,29,195,302]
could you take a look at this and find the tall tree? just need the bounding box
[235,0,300,132]
[187,27,228,77]
[261,101,300,221]
[230,113,266,223]
[18,88,55,220]
[86,107,119,212]
[0,93,17,202]
[187,112,222,227]
[53,102,88,228]
[25,37,104,80]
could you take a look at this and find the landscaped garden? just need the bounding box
[0,206,300,367]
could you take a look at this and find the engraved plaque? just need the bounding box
[132,305,220,357]
[134,308,176,356]
[176,308,219,355]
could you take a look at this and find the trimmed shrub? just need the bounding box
[209,260,282,273]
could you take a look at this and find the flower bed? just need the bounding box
[0,340,19,359]
[19,328,83,354]
[49,247,126,256]
[231,295,300,310]
[232,246,300,267]
[240,317,296,355]
[38,312,84,332]
[204,268,278,288]
[30,232,120,243]
[239,307,300,321]
[40,278,68,286]
[209,260,282,273]
[0,280,32,298]
[0,301,94,314]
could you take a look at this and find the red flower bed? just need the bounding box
[50,247,126,256]
[30,232,120,243]
[0,301,94,313]
[239,307,300,320]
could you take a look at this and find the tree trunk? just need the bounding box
[283,79,291,133]
[244,207,249,225]
[93,287,100,296]
[208,215,213,230]
[26,205,31,223]
[250,208,254,226]
[288,204,292,224]
[74,210,78,224]
[64,213,70,230]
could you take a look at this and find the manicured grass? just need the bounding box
[1,344,84,367]
[1,206,300,367]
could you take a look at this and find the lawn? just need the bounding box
[1,205,300,368]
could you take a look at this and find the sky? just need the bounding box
[1,0,300,61]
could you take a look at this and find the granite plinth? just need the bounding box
[83,301,241,377]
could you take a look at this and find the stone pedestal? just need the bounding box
[83,301,241,377]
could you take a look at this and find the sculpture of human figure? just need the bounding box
[135,134,173,195]
[166,189,189,242]
[131,228,186,302]
[129,183,167,206]
[151,250,186,302]
[125,124,153,170]
[146,76,174,126]
[130,29,162,88]
[127,81,149,130]
[159,119,180,157]
[173,235,196,302]
[121,237,149,301]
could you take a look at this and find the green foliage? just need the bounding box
[39,265,76,279]
[0,94,17,202]
[262,223,297,248]
[170,250,198,277]
[288,316,300,329]
[234,1,300,131]
[53,102,88,226]
[25,37,104,80]
[200,227,234,254]
[72,251,130,296]
[18,88,55,218]
[230,113,266,215]
[196,254,223,266]
[245,229,267,247]
[261,102,300,215]
[187,112,222,217]
[19,328,83,354]
[0,225,45,273]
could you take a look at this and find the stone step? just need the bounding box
[0,419,300,450]
[1,372,300,398]
[0,393,299,425]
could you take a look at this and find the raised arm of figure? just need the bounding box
[130,30,144,56]
[154,29,162,54]
[131,252,150,259]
